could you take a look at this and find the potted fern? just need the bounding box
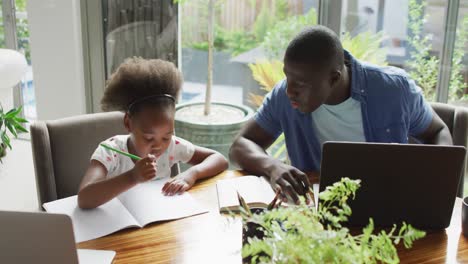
[0,106,28,161]
[174,0,253,160]
[239,178,425,263]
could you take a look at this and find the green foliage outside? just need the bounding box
[341,31,388,66]
[406,0,440,101]
[407,0,467,102]
[0,0,30,62]
[180,0,298,56]
[240,178,425,263]
[449,15,468,101]
[262,8,317,59]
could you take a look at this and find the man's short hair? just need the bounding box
[285,25,344,71]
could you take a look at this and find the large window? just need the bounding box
[339,0,451,102]
[102,0,178,77]
[0,1,4,49]
[179,0,318,109]
[1,0,35,120]
[15,0,35,120]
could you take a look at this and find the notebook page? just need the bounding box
[257,176,276,203]
[43,196,139,243]
[217,176,276,210]
[118,179,208,226]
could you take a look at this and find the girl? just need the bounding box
[78,57,228,209]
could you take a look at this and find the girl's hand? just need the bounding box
[162,171,197,196]
[130,154,157,183]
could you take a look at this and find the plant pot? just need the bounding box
[174,102,254,164]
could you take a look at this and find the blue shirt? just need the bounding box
[254,51,433,172]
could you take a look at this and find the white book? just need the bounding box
[216,175,276,213]
[216,176,321,213]
[43,179,208,243]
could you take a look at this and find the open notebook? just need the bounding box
[44,179,208,243]
[216,175,276,212]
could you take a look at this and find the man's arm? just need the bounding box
[414,109,453,145]
[229,119,277,175]
[229,119,310,203]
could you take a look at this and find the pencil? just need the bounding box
[267,189,281,210]
[100,143,142,161]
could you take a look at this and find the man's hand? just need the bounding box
[130,154,157,183]
[162,170,197,196]
[269,162,310,204]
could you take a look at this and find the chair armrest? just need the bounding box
[453,106,468,148]
[30,121,57,208]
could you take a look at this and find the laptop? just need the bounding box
[0,210,115,264]
[318,141,467,229]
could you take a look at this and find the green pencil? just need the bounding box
[100,143,142,161]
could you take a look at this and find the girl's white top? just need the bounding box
[91,135,195,180]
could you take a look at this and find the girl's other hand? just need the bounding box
[131,154,157,183]
[162,171,196,196]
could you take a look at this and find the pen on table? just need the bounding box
[100,143,142,161]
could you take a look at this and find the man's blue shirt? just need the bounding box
[254,51,433,172]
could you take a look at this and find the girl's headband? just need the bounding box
[127,94,175,113]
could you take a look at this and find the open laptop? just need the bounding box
[0,211,115,264]
[318,142,467,229]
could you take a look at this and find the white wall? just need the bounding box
[27,0,86,120]
[0,88,13,112]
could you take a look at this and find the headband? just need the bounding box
[127,94,175,113]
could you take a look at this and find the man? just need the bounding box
[229,25,452,204]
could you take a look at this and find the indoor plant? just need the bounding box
[239,178,425,263]
[0,49,29,162]
[0,106,28,160]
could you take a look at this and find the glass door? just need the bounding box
[102,0,178,77]
[1,0,35,120]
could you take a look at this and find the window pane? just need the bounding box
[179,0,318,109]
[102,0,178,77]
[16,0,36,120]
[0,1,5,49]
[451,0,468,196]
[448,0,467,107]
[340,0,447,102]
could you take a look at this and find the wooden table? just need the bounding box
[78,171,468,263]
